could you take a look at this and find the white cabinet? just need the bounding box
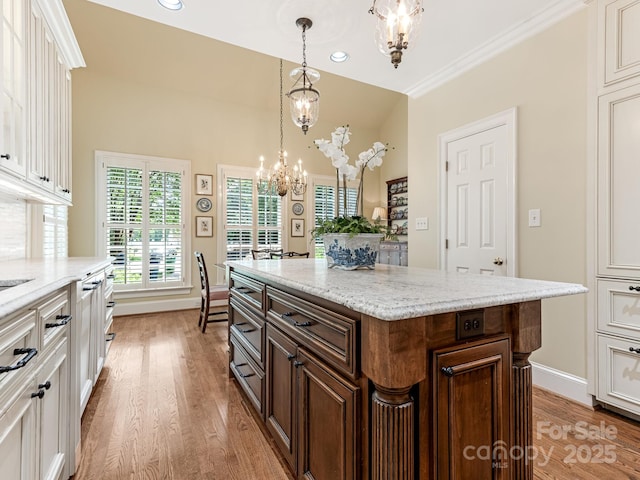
[592,0,640,418]
[0,286,71,480]
[0,0,28,178]
[0,0,81,204]
[599,0,640,90]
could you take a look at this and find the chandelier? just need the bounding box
[369,0,424,69]
[256,59,308,197]
[287,18,320,135]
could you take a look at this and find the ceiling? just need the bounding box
[85,0,586,97]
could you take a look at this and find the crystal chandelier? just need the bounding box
[256,59,308,197]
[369,0,424,69]
[287,18,320,135]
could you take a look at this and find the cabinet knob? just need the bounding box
[287,354,295,360]
[630,347,640,354]
[293,361,304,368]
[31,389,45,399]
[38,381,51,390]
[441,366,454,377]
[0,153,10,160]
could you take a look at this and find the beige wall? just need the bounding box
[408,10,588,377]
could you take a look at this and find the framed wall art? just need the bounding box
[290,190,304,201]
[196,216,213,237]
[195,174,213,195]
[291,218,305,237]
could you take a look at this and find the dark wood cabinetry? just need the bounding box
[228,264,549,480]
[433,337,511,479]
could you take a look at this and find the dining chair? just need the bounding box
[251,248,283,259]
[194,251,228,333]
[270,251,310,259]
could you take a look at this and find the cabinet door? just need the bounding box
[600,0,640,89]
[0,379,37,480]
[434,338,511,480]
[78,287,95,414]
[265,324,297,472]
[36,338,68,480]
[597,333,640,415]
[597,83,640,278]
[296,349,359,480]
[0,0,28,177]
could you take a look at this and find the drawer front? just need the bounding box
[267,287,357,378]
[230,297,265,368]
[597,334,640,415]
[597,279,640,338]
[0,310,38,399]
[230,272,265,313]
[230,333,264,417]
[39,289,70,353]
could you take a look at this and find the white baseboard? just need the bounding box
[531,361,594,407]
[113,297,202,316]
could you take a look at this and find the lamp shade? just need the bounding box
[370,0,423,68]
[372,206,387,221]
[288,82,320,135]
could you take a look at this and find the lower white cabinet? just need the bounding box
[597,334,640,415]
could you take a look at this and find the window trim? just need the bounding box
[95,150,191,295]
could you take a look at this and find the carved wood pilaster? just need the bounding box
[371,385,414,480]
[512,352,533,480]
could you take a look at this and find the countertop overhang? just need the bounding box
[228,259,588,321]
[0,257,112,318]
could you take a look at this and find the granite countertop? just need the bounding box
[0,257,112,318]
[228,259,587,321]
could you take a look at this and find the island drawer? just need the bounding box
[0,310,38,400]
[39,289,71,354]
[597,279,640,339]
[266,287,357,378]
[230,296,265,368]
[230,333,265,418]
[230,272,265,314]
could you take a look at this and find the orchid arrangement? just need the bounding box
[314,125,387,218]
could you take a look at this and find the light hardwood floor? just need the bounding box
[75,310,640,479]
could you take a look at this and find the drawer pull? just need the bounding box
[238,371,254,378]
[293,361,304,368]
[45,314,72,329]
[107,301,116,308]
[106,274,115,279]
[238,327,255,333]
[441,366,454,377]
[31,389,45,399]
[235,287,252,294]
[287,354,295,360]
[630,347,640,354]
[0,348,38,373]
[281,311,294,319]
[106,332,116,342]
[294,321,312,327]
[38,381,51,390]
[629,286,640,292]
[1,153,10,160]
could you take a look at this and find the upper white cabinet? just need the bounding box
[0,0,28,178]
[597,83,640,279]
[0,0,82,205]
[599,0,640,91]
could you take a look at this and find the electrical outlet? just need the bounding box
[456,310,485,340]
[415,217,429,230]
[528,209,541,227]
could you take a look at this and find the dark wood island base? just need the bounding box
[226,262,583,480]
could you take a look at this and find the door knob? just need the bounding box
[493,257,504,266]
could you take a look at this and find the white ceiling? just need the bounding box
[86,0,586,97]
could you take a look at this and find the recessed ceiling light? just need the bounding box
[157,0,184,11]
[330,51,349,63]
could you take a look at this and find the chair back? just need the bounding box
[251,248,283,259]
[194,251,209,292]
[270,251,310,259]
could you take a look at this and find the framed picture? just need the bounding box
[195,174,213,195]
[290,190,304,201]
[291,218,305,237]
[196,216,213,237]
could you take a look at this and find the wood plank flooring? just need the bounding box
[75,310,640,479]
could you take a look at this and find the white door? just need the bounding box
[439,109,516,276]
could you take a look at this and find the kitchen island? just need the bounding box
[227,259,586,480]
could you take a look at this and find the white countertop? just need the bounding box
[228,259,587,321]
[0,257,112,318]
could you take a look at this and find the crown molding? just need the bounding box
[405,0,587,98]
[33,0,86,69]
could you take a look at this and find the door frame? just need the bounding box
[438,107,518,276]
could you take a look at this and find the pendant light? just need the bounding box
[369,0,424,69]
[256,59,308,197]
[287,18,320,135]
